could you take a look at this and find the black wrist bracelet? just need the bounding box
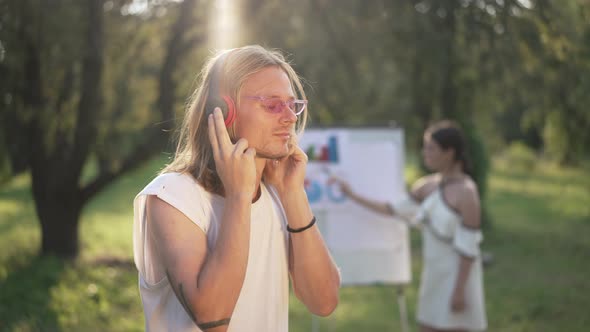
[287,216,316,233]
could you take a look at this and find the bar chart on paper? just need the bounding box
[299,127,410,286]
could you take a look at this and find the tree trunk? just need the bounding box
[411,54,433,127]
[4,0,198,259]
[29,0,103,259]
[440,0,458,119]
[38,201,82,259]
[31,158,83,258]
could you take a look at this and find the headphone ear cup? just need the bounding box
[206,96,230,124]
[221,95,236,127]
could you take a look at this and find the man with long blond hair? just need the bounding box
[133,45,340,331]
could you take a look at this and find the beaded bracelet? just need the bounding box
[286,216,316,233]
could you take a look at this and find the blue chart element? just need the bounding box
[305,179,347,204]
[305,180,322,203]
[326,181,346,203]
[328,136,339,162]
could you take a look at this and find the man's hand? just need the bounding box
[263,138,308,194]
[208,107,257,199]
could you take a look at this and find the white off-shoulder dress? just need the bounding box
[392,186,487,331]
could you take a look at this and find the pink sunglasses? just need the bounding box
[244,96,307,116]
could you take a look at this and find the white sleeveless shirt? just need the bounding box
[133,172,290,332]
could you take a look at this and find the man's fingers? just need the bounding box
[233,138,250,157]
[289,133,299,146]
[244,147,256,158]
[208,113,220,162]
[290,144,308,163]
[213,108,232,154]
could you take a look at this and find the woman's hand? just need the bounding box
[450,287,466,313]
[208,108,257,199]
[263,138,308,195]
[327,176,353,197]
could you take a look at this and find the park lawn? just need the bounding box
[0,157,588,332]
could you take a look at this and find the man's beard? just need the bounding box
[256,150,289,160]
[256,143,291,160]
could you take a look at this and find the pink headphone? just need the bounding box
[205,52,236,127]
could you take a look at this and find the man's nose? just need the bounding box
[280,104,298,123]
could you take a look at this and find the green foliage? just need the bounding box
[463,125,492,228]
[463,124,490,198]
[543,111,589,165]
[0,0,206,257]
[502,140,538,171]
[2,0,590,258]
[241,0,590,166]
[0,0,588,328]
[513,1,590,165]
[0,134,10,184]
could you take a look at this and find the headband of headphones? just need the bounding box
[206,51,236,127]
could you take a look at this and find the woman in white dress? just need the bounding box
[331,120,487,332]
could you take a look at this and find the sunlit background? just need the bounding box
[210,0,241,49]
[119,0,242,49]
[1,0,589,331]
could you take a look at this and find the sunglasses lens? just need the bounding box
[294,102,305,115]
[258,97,305,115]
[263,98,283,113]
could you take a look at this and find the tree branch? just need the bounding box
[70,0,104,179]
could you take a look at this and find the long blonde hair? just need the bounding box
[162,45,308,194]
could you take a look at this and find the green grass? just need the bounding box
[0,157,589,331]
[481,160,590,332]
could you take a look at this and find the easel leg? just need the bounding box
[397,286,410,332]
[312,314,319,332]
